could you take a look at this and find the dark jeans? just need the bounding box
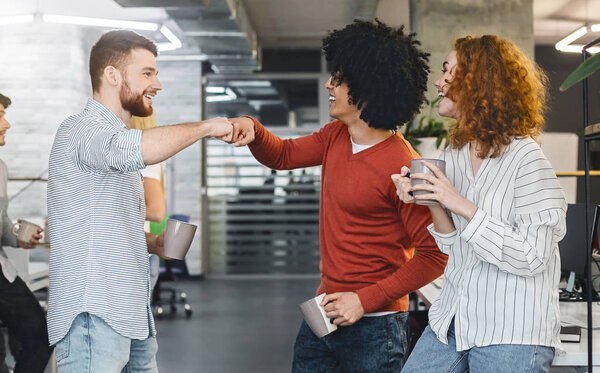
[0,270,52,372]
[292,312,410,373]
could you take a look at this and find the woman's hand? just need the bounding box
[409,160,477,221]
[391,166,415,204]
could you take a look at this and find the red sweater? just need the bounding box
[248,118,448,312]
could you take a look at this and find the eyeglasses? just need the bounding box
[329,72,342,86]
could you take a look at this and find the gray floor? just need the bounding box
[154,277,320,373]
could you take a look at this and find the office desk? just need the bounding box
[416,280,600,370]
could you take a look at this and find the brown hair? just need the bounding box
[89,30,157,93]
[0,93,11,109]
[446,35,548,158]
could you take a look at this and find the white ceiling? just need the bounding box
[534,0,600,45]
[2,0,600,50]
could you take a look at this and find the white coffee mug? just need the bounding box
[299,293,338,338]
[12,220,42,244]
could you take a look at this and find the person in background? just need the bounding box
[47,30,232,371]
[228,20,448,372]
[129,114,166,292]
[395,35,566,372]
[0,93,53,372]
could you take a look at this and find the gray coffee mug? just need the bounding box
[163,219,197,260]
[410,158,446,206]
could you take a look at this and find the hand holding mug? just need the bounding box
[409,160,477,220]
[391,166,415,204]
[13,219,43,249]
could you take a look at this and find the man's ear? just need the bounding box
[103,65,122,88]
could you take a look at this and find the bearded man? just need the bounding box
[47,30,232,371]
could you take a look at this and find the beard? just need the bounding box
[120,79,153,117]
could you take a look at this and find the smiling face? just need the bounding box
[434,50,458,119]
[119,48,162,117]
[325,72,361,123]
[0,104,10,146]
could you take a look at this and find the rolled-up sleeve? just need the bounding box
[69,120,145,173]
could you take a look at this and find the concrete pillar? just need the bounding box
[410,0,534,103]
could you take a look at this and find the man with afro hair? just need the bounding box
[228,20,447,372]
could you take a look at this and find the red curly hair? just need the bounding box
[446,35,548,158]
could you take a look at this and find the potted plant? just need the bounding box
[403,97,449,158]
[560,52,600,91]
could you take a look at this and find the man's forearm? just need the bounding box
[141,122,210,165]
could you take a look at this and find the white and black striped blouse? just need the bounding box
[427,137,567,351]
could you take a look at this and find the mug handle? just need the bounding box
[11,223,20,236]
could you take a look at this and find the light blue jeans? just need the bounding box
[402,321,554,373]
[54,312,158,373]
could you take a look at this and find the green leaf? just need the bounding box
[560,53,600,91]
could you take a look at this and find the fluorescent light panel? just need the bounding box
[160,25,182,48]
[206,95,234,103]
[556,26,600,54]
[2,14,183,52]
[42,14,158,31]
[206,86,226,93]
[0,14,34,25]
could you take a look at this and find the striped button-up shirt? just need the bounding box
[427,137,567,351]
[47,99,154,345]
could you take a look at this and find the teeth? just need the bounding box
[438,92,445,97]
[328,96,335,102]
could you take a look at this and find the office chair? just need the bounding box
[152,258,192,319]
[150,214,192,319]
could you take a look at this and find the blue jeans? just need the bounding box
[402,322,555,373]
[292,312,410,373]
[55,312,158,373]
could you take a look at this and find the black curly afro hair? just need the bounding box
[322,19,430,130]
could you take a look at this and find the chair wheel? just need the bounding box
[157,307,164,319]
[180,292,187,301]
[185,304,192,317]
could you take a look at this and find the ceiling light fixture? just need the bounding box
[555,25,600,54]
[0,14,35,25]
[206,87,226,94]
[42,14,159,31]
[205,87,237,103]
[0,14,182,52]
[159,25,182,48]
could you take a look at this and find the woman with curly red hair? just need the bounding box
[395,35,567,372]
